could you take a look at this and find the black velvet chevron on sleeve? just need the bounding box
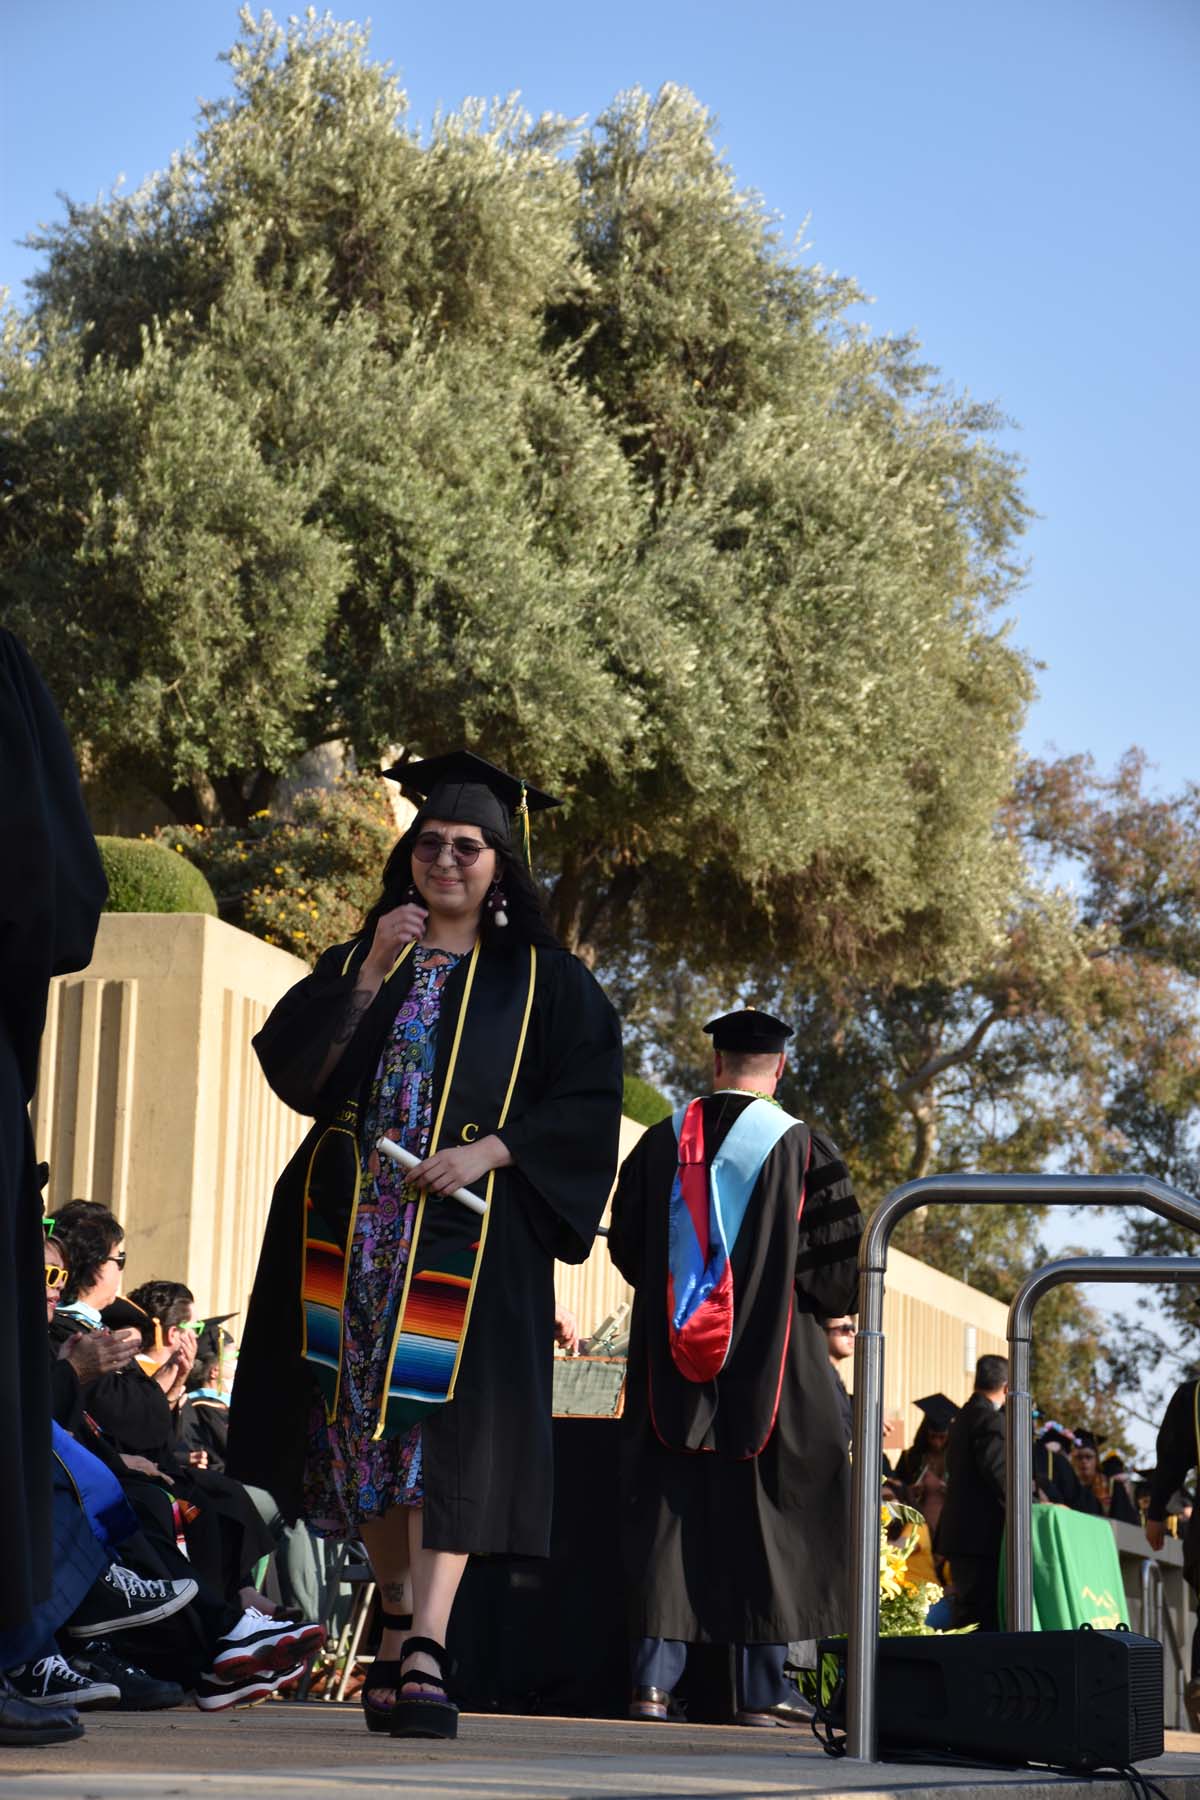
[794,1130,864,1317]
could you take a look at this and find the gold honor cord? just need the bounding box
[444,946,537,1400]
[301,1117,361,1422]
[307,939,415,1415]
[373,942,537,1438]
[374,940,482,1439]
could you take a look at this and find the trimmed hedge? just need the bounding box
[622,1072,674,1128]
[97,836,219,916]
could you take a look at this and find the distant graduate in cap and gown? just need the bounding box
[226,752,624,1739]
[607,1008,864,1726]
[1067,1429,1140,1525]
[177,1317,238,1471]
[893,1393,957,1535]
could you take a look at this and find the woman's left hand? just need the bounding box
[405,1135,513,1197]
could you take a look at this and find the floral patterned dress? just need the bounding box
[303,945,464,1535]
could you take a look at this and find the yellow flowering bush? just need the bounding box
[157,775,396,963]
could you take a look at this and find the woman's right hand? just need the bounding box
[63,1329,138,1381]
[362,904,428,981]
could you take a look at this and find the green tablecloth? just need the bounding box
[999,1503,1127,1629]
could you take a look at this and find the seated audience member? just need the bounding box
[47,1202,325,1709]
[178,1320,238,1470]
[37,1230,193,1712]
[147,1293,322,1624]
[822,1317,856,1447]
[893,1394,956,1536]
[1069,1430,1140,1525]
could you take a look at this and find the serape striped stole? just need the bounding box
[300,939,537,1439]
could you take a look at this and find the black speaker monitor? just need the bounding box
[822,1629,1163,1769]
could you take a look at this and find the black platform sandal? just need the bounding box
[362,1610,412,1735]
[388,1635,458,1740]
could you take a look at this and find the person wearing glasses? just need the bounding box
[608,1008,863,1727]
[822,1317,857,1445]
[46,1207,324,1708]
[129,1281,323,1629]
[226,751,624,1740]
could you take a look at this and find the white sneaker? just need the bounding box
[6,1655,121,1710]
[208,1608,325,1680]
[194,1662,305,1712]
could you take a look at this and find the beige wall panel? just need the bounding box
[554,1114,645,1336]
[34,914,309,1315]
[840,1246,1009,1450]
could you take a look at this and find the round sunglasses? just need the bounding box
[412,832,488,867]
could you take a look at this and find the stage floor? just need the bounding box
[1,1704,1198,1799]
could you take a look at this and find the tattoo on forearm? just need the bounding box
[332,989,374,1048]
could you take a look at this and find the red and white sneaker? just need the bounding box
[208,1608,325,1681]
[194,1662,306,1712]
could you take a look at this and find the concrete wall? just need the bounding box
[847,1247,1011,1448]
[33,913,310,1317]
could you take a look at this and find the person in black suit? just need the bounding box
[935,1355,1008,1630]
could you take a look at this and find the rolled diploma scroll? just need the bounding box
[375,1136,489,1217]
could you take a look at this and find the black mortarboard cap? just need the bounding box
[1036,1421,1076,1451]
[1073,1428,1105,1452]
[915,1393,958,1431]
[383,751,560,848]
[100,1295,153,1344]
[703,1009,793,1054]
[195,1313,237,1363]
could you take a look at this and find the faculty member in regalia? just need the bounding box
[227,753,624,1739]
[608,1009,863,1727]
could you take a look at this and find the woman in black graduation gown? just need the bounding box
[1068,1431,1141,1526]
[226,753,624,1739]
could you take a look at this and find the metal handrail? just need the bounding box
[1007,1255,1200,1630]
[847,1172,1200,1762]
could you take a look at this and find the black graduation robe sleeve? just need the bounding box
[0,631,108,1098]
[252,941,377,1117]
[71,1364,177,1464]
[178,1398,230,1473]
[1148,1380,1197,1522]
[48,1354,81,1427]
[606,1126,657,1288]
[793,1128,863,1319]
[973,1404,1008,1508]
[1106,1478,1140,1526]
[495,954,624,1264]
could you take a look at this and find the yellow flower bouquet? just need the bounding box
[880,1501,973,1636]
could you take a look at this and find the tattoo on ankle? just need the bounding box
[382,1582,407,1606]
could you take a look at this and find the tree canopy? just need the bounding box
[1,7,1032,983]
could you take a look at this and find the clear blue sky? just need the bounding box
[4,0,1198,794]
[5,1,1196,1445]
